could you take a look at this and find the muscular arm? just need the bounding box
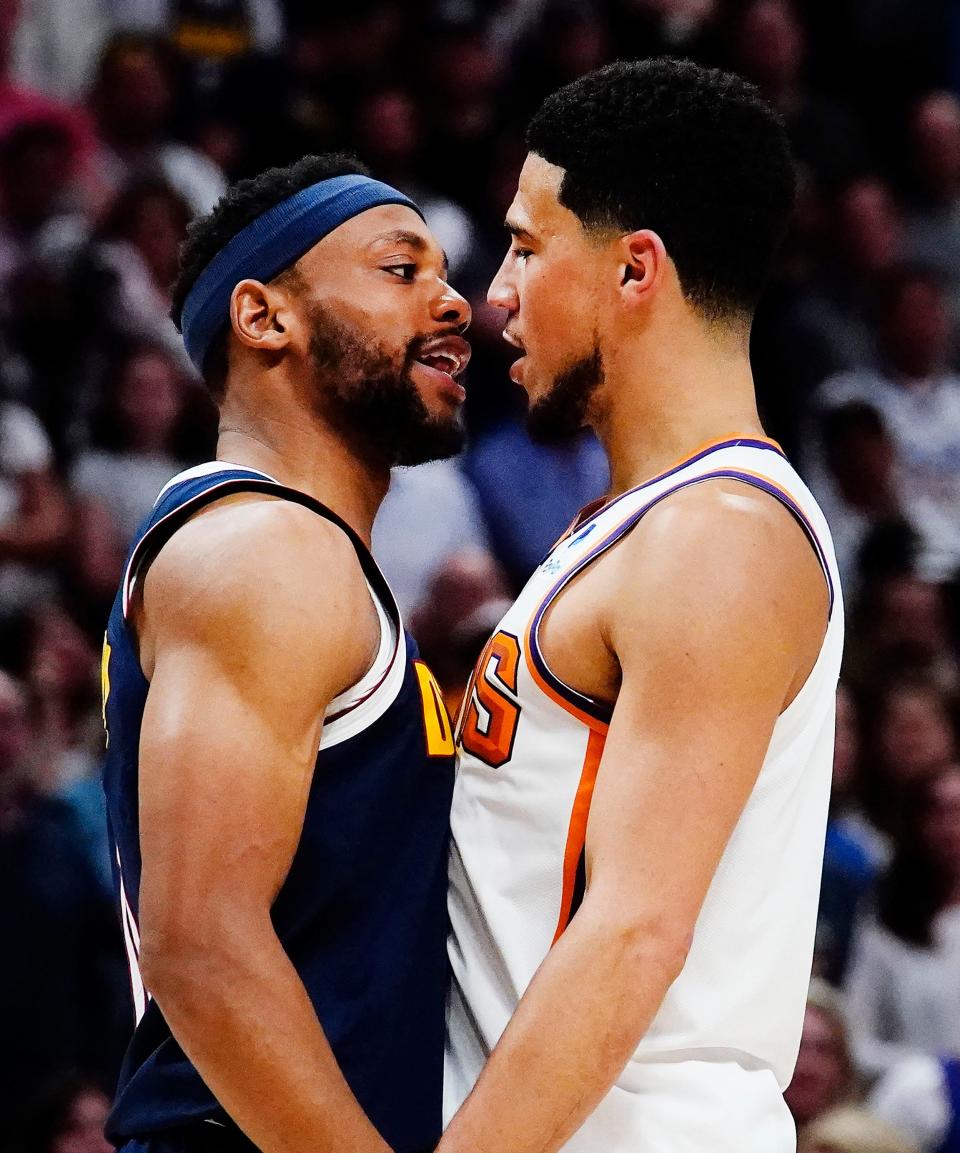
[134,498,389,1153]
[438,482,829,1153]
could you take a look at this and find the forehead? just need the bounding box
[508,153,580,237]
[309,202,441,263]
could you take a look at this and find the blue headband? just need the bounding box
[180,174,424,374]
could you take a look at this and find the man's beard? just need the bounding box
[307,302,465,467]
[526,345,604,445]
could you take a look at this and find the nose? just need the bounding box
[434,279,472,331]
[487,250,517,313]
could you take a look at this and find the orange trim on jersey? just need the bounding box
[552,728,606,943]
[522,497,650,731]
[549,433,784,551]
[676,432,783,463]
[522,616,611,733]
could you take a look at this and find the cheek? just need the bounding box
[521,262,589,349]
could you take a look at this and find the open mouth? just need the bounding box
[413,335,471,379]
[416,351,462,375]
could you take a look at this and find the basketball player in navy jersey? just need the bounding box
[100,154,469,1153]
[442,61,842,1153]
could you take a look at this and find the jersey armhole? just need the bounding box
[525,468,836,728]
[121,478,402,695]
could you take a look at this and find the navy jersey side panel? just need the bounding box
[101,469,454,1153]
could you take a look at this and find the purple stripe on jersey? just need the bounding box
[527,466,834,726]
[569,437,787,537]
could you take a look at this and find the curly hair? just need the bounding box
[526,58,796,323]
[169,152,371,401]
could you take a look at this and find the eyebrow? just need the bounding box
[371,229,449,275]
[505,220,535,242]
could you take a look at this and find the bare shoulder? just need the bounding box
[138,493,379,692]
[613,476,826,599]
[603,478,828,696]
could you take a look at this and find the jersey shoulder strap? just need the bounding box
[121,466,398,631]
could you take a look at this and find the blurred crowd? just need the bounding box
[1,1,959,1152]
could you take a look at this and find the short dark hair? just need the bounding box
[526,58,796,323]
[170,152,371,401]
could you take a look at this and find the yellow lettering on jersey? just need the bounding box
[101,636,112,744]
[414,661,455,757]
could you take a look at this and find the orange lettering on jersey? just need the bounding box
[459,630,522,769]
[414,661,456,757]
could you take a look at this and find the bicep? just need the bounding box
[583,626,786,931]
[584,490,818,931]
[138,635,323,945]
[134,507,373,949]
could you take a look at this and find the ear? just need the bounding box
[617,229,667,308]
[229,279,294,356]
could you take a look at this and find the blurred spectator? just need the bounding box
[416,16,505,216]
[845,764,960,1080]
[86,31,226,217]
[0,119,88,296]
[810,403,900,596]
[728,0,867,185]
[871,1053,960,1153]
[857,674,957,842]
[847,571,959,700]
[10,0,112,101]
[791,177,904,393]
[0,0,93,151]
[798,1106,919,1153]
[465,422,610,586]
[607,0,719,60]
[0,392,69,615]
[117,0,284,59]
[809,266,960,582]
[410,549,513,719]
[352,87,477,279]
[70,179,192,385]
[0,119,89,444]
[70,342,191,543]
[25,599,101,791]
[0,668,127,1124]
[373,459,491,622]
[61,495,127,643]
[506,2,615,123]
[816,685,880,982]
[785,980,858,1131]
[17,1072,113,1153]
[903,91,960,336]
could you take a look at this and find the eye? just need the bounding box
[511,246,532,263]
[385,263,417,281]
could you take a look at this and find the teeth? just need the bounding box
[422,353,459,374]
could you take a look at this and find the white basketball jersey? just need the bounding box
[445,437,844,1152]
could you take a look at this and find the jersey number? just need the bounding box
[459,630,521,769]
[414,661,456,757]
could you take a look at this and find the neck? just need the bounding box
[593,319,765,494]
[216,375,390,547]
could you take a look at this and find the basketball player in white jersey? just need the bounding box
[442,59,843,1153]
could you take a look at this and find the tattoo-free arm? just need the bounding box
[438,482,828,1153]
[135,500,390,1153]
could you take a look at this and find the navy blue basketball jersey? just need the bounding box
[101,463,455,1153]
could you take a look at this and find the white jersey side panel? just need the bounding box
[445,438,844,1151]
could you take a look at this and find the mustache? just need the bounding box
[406,327,468,358]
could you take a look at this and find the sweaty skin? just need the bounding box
[437,154,829,1153]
